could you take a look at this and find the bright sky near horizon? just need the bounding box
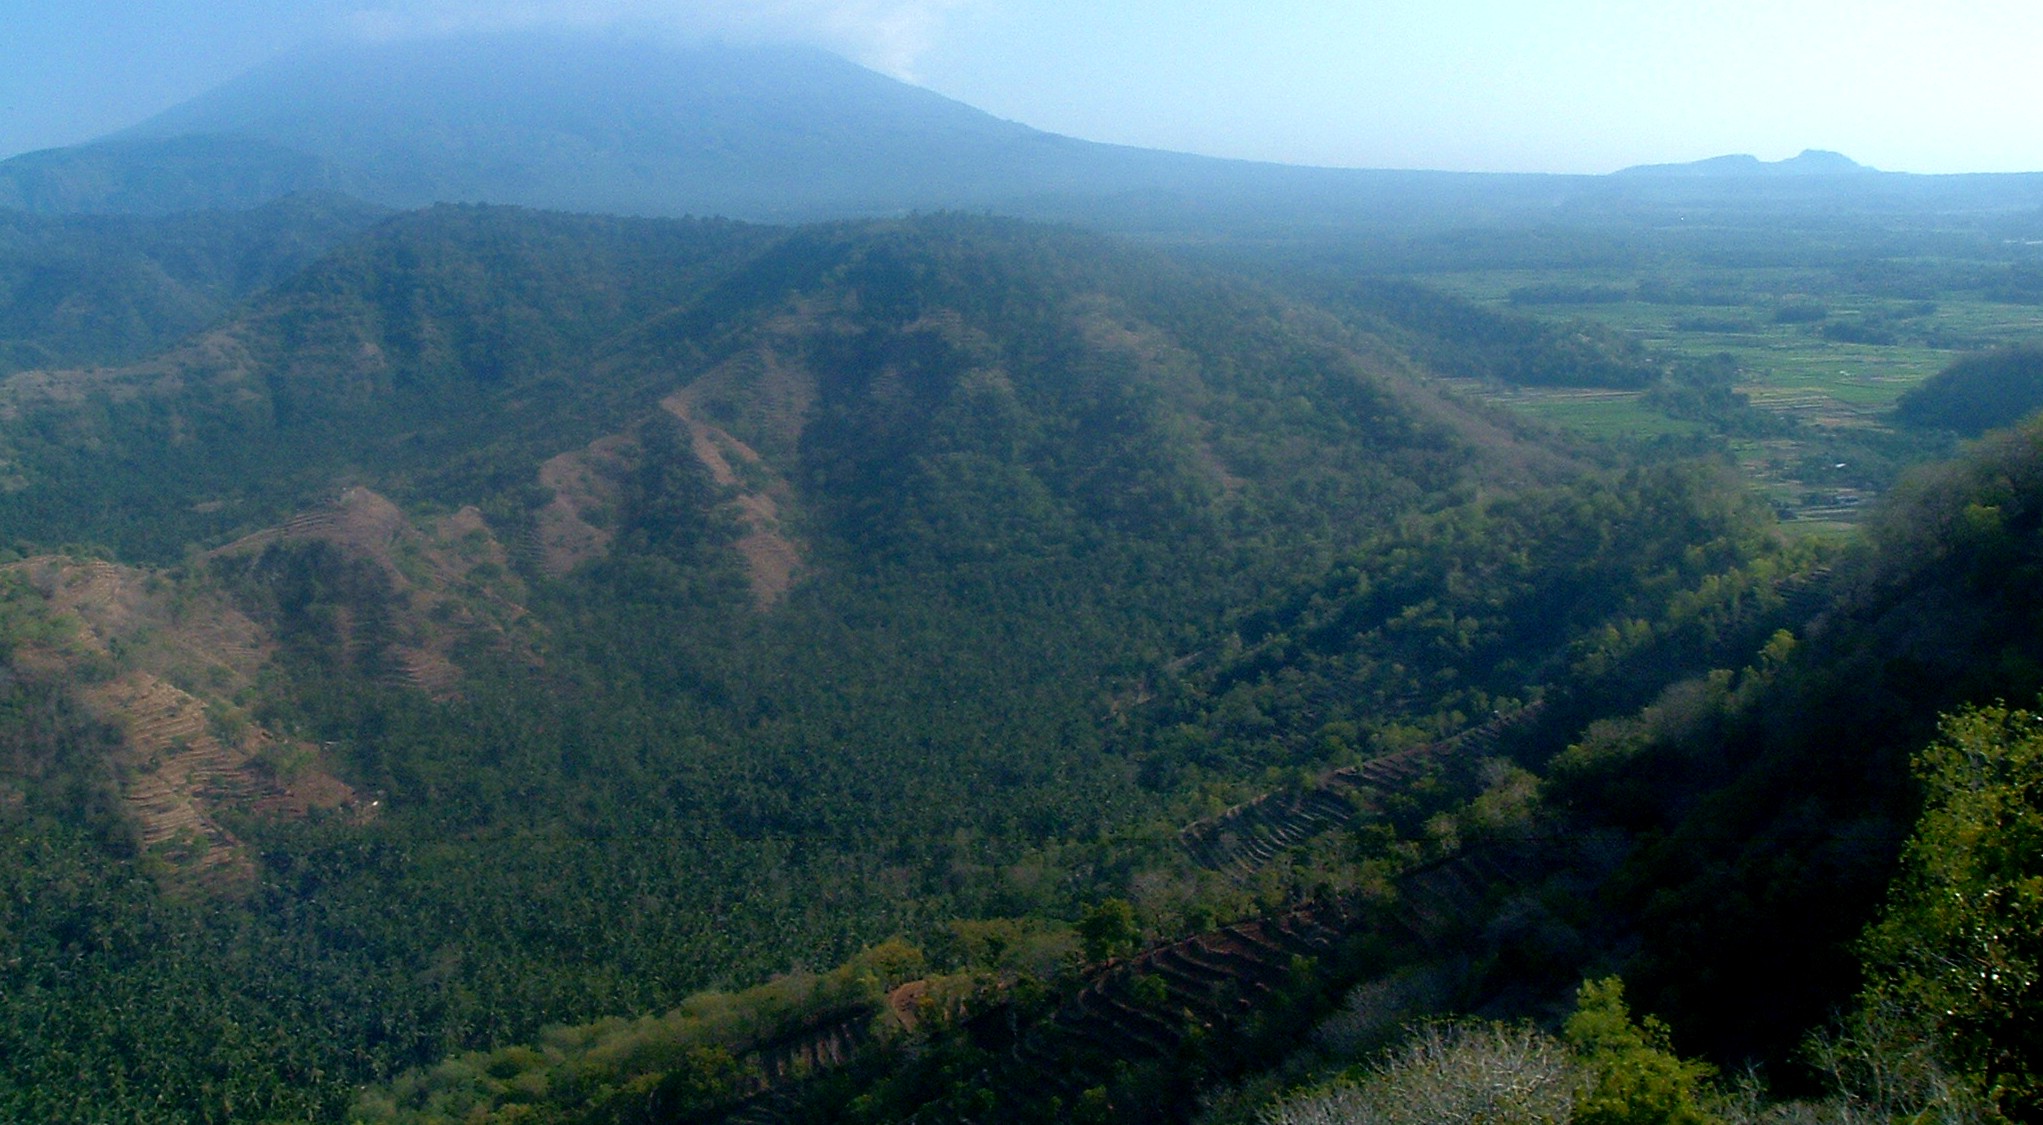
[3,0,2040,174]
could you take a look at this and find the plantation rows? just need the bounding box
[1180,706,1541,876]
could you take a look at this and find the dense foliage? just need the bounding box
[1896,344,2043,436]
[1858,702,2043,1119]
[4,196,2041,1125]
[1125,458,1788,793]
[1315,279,1663,389]
[1545,416,2043,1070]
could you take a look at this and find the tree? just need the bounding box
[1077,899,1141,964]
[1563,978,1718,1125]
[1858,702,2043,1120]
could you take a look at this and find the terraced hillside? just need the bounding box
[1180,705,1543,877]
[0,482,542,886]
[643,710,1567,1123]
[615,839,1562,1125]
[3,555,362,885]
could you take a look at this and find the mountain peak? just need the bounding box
[1780,148,1872,173]
[1,30,1132,219]
[1616,148,1876,177]
[112,31,1042,216]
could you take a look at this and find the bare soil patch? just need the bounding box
[533,434,635,577]
[662,390,805,608]
[4,556,365,890]
[214,486,536,696]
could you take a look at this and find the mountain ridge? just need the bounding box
[13,30,2039,230]
[1616,148,1877,177]
[4,31,1248,220]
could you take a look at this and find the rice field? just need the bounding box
[1422,261,2043,527]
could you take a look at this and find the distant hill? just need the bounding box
[1583,148,2043,219]
[1896,344,2043,435]
[0,134,366,214]
[1616,149,1877,176]
[0,204,1569,561]
[21,29,2040,233]
[0,192,388,373]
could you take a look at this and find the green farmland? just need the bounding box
[1413,242,2043,525]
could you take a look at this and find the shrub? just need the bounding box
[1264,1021,1578,1125]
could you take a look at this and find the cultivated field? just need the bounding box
[1418,246,2043,528]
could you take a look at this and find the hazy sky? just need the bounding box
[4,0,2041,174]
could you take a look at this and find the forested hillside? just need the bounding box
[0,206,1578,1120]
[0,192,385,373]
[2,199,2038,1124]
